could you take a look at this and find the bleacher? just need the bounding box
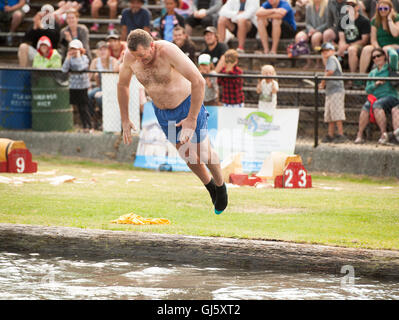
[0,0,372,140]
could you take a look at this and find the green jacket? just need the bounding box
[32,49,62,69]
[366,52,399,99]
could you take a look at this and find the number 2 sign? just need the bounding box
[274,162,312,189]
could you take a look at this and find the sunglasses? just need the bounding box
[372,53,384,59]
[378,6,391,11]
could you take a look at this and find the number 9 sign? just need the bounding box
[6,149,37,173]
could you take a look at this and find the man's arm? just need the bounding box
[162,41,206,144]
[117,52,136,144]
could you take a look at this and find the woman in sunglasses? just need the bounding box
[359,0,399,74]
[355,48,399,144]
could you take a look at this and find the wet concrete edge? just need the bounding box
[1,223,399,280]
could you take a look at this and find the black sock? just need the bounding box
[215,183,228,213]
[205,178,217,204]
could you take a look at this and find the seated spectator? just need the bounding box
[360,0,399,19]
[185,0,223,35]
[62,39,93,132]
[106,31,127,65]
[90,0,118,33]
[120,0,151,41]
[322,0,347,44]
[32,36,62,69]
[88,41,119,130]
[355,48,399,144]
[0,0,27,46]
[359,0,399,74]
[217,49,245,107]
[18,7,61,67]
[160,0,185,42]
[201,26,228,71]
[336,0,370,79]
[198,53,219,106]
[256,0,297,54]
[173,25,197,63]
[56,1,89,24]
[59,8,92,61]
[218,0,259,53]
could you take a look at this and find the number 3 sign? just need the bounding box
[274,162,312,189]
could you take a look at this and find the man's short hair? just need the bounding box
[127,29,153,51]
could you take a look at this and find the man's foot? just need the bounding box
[333,134,348,143]
[354,136,365,144]
[214,183,228,215]
[321,135,334,143]
[378,132,390,145]
[205,178,216,205]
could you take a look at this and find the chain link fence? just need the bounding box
[1,67,399,147]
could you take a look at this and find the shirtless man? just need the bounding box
[117,29,228,215]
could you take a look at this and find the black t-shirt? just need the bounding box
[23,24,61,49]
[179,39,197,64]
[338,14,370,43]
[201,42,228,66]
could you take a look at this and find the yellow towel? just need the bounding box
[111,213,170,225]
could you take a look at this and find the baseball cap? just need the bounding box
[36,35,52,49]
[96,41,108,49]
[69,39,83,49]
[198,54,211,65]
[320,42,335,51]
[203,26,217,35]
[106,30,121,40]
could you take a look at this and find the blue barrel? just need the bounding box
[0,69,32,129]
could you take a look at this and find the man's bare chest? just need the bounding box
[134,65,172,87]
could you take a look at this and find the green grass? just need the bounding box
[1,155,399,250]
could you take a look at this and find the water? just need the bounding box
[1,252,398,300]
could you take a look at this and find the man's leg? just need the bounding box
[356,109,369,141]
[256,16,269,54]
[348,44,360,73]
[270,18,282,54]
[236,18,251,51]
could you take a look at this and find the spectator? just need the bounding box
[172,25,197,63]
[322,0,347,44]
[198,53,219,105]
[359,0,399,74]
[336,0,370,79]
[32,36,62,69]
[90,0,118,33]
[318,42,347,143]
[217,49,245,107]
[201,26,228,71]
[360,0,399,19]
[218,0,259,53]
[160,0,185,41]
[106,31,127,65]
[0,0,27,45]
[59,8,92,61]
[120,0,151,41]
[88,41,119,130]
[256,64,279,112]
[355,48,399,144]
[18,7,61,67]
[55,1,89,25]
[62,39,92,132]
[256,0,297,54]
[185,0,223,35]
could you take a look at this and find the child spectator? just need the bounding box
[32,36,62,69]
[217,49,245,108]
[198,53,219,106]
[256,64,279,112]
[318,42,347,143]
[62,39,92,132]
[160,0,185,42]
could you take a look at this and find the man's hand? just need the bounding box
[122,120,137,145]
[176,117,197,144]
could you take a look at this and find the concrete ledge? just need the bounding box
[1,130,399,177]
[1,224,399,280]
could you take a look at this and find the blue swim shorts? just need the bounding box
[152,95,209,144]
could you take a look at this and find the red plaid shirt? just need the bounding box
[217,65,244,105]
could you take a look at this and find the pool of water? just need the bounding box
[1,252,398,300]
